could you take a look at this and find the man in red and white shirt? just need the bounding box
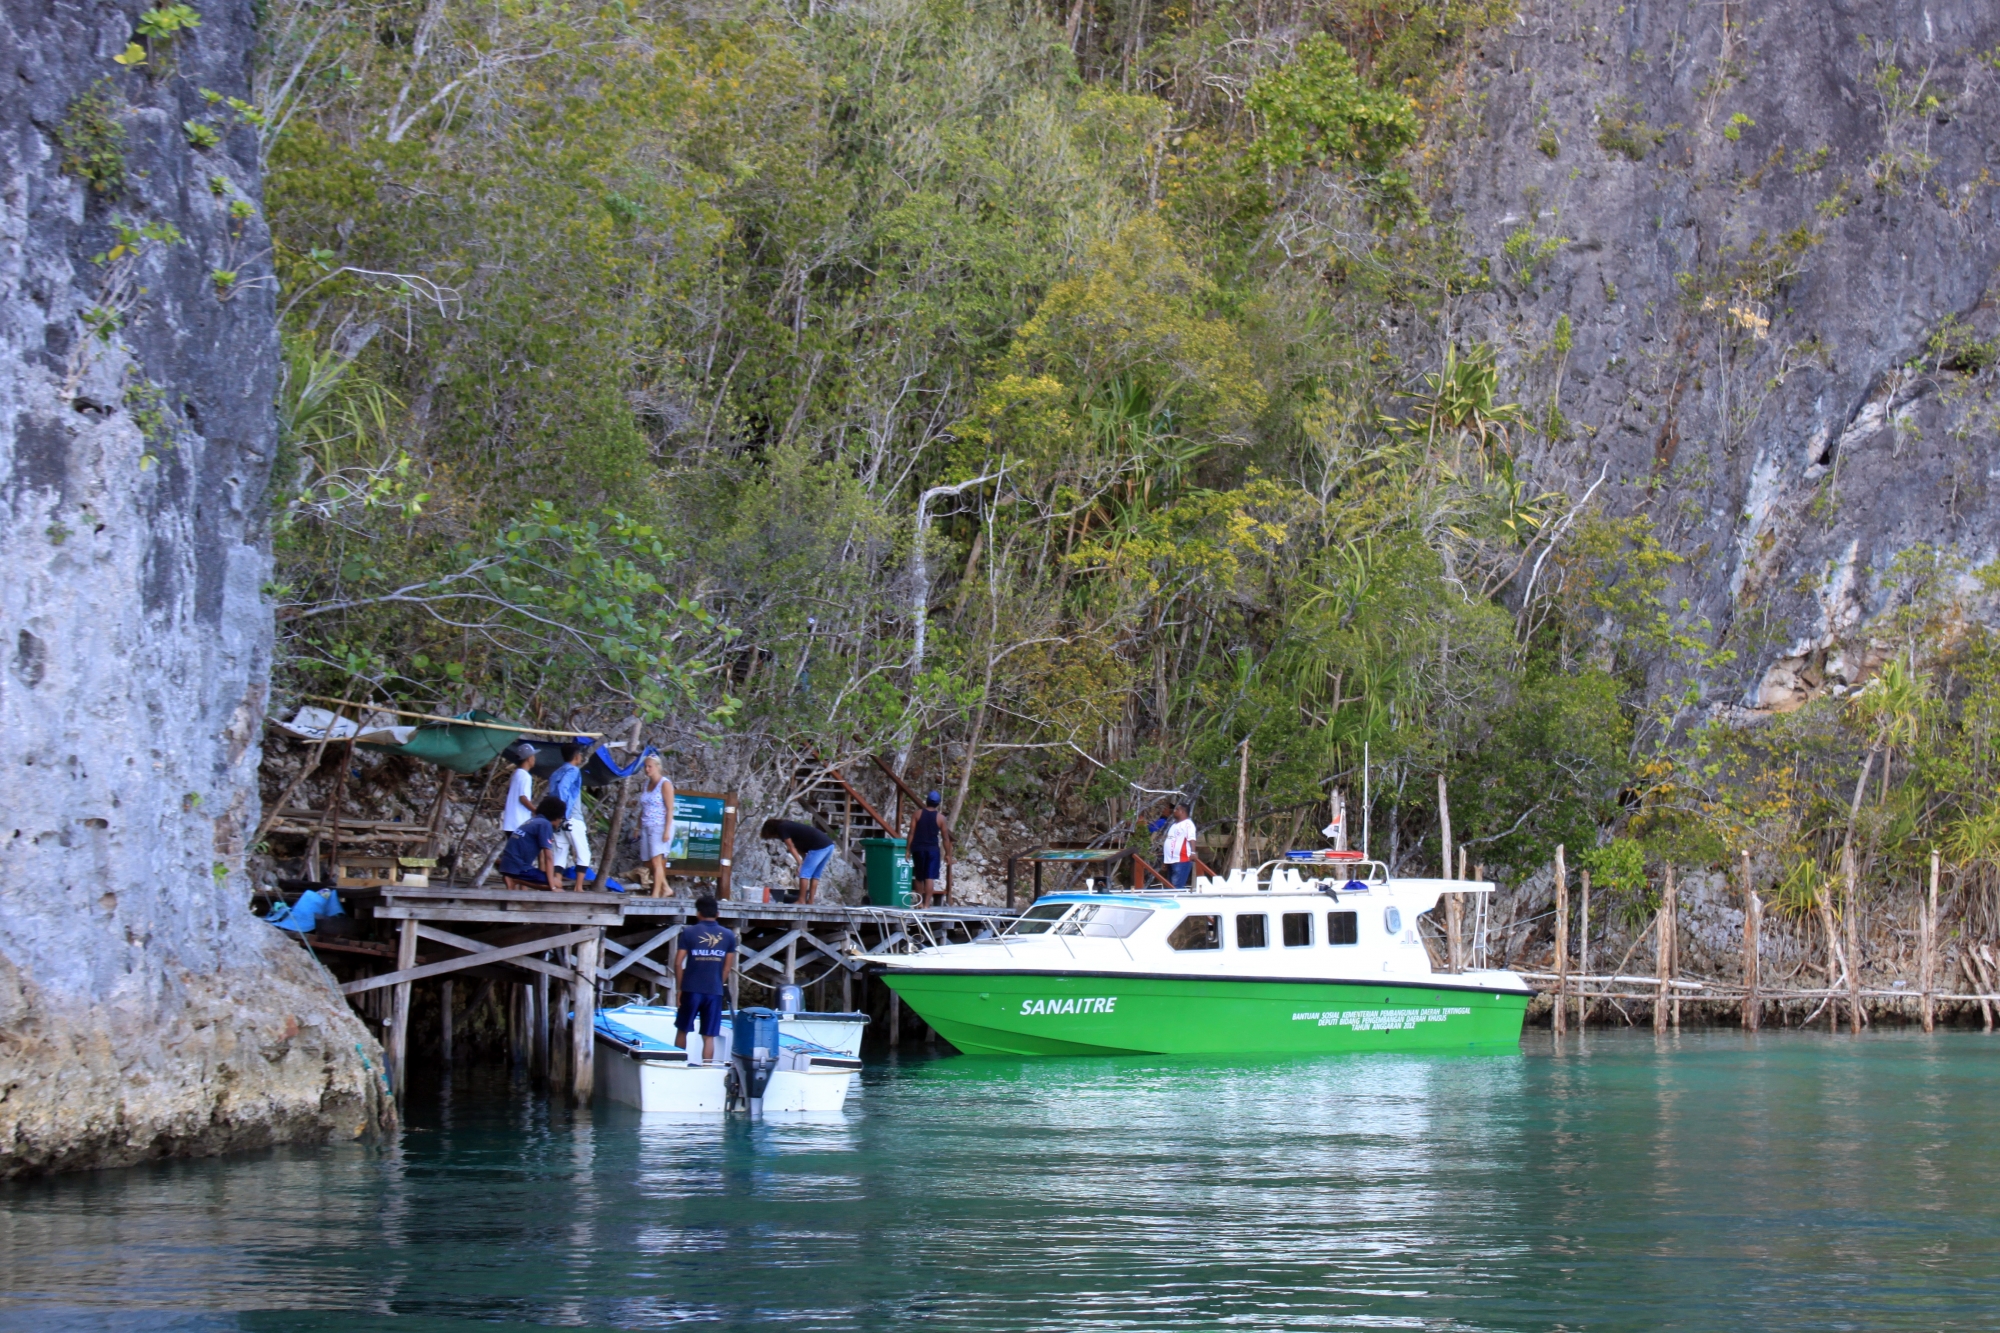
[1162,802,1198,889]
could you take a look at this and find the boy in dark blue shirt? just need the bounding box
[674,895,737,1063]
[497,795,568,889]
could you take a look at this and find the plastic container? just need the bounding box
[777,984,804,1014]
[860,837,915,907]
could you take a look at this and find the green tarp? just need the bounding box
[358,709,533,774]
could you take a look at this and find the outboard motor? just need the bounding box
[777,983,804,1014]
[733,1007,780,1112]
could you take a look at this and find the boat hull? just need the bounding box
[880,970,1528,1056]
[597,1045,730,1113]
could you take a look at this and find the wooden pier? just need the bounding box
[297,885,1010,1102]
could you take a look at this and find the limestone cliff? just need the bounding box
[1,0,388,1175]
[1451,0,2000,708]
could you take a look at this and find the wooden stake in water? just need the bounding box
[1654,868,1674,1035]
[1578,869,1590,1030]
[440,979,455,1065]
[1922,849,1939,1034]
[1742,850,1761,1032]
[1553,845,1568,1038]
[1843,839,1863,1034]
[1437,773,1453,883]
[1229,739,1251,872]
[1446,892,1465,974]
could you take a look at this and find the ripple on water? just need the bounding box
[2,1030,1999,1331]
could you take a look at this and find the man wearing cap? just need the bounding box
[475,741,540,886]
[908,791,952,908]
[502,742,539,835]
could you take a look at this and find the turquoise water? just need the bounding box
[3,1029,1999,1331]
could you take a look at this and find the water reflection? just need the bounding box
[1,1033,1998,1330]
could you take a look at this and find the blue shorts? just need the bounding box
[911,844,942,880]
[1167,861,1193,889]
[799,844,836,881]
[676,992,725,1037]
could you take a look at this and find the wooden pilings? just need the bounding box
[390,919,418,1096]
[569,934,598,1103]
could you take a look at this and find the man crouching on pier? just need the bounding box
[674,895,737,1064]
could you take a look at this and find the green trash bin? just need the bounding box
[860,836,916,907]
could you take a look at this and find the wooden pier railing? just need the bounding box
[290,884,1011,1105]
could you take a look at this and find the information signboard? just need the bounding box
[659,791,737,895]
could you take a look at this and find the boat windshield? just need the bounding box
[1005,902,1152,938]
[1006,903,1072,935]
[1063,904,1151,938]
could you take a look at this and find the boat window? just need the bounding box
[1008,903,1072,936]
[1235,914,1268,949]
[1281,912,1313,947]
[1076,906,1151,938]
[1383,906,1403,935]
[1328,910,1359,945]
[1167,915,1221,951]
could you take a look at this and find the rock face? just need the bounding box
[1,0,388,1175]
[1450,0,2000,707]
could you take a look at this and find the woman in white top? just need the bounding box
[638,753,675,898]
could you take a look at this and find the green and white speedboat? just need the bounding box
[866,859,1530,1056]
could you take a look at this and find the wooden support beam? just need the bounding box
[600,925,681,980]
[389,920,417,1098]
[415,924,576,982]
[797,930,860,972]
[440,979,455,1064]
[571,932,600,1103]
[599,937,672,986]
[737,928,808,976]
[342,928,598,995]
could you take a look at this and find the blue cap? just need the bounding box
[926,790,942,804]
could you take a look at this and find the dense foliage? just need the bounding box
[249,0,2000,922]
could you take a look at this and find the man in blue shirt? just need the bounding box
[549,742,591,889]
[674,895,737,1063]
[497,796,567,889]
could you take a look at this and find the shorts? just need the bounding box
[503,866,551,888]
[676,992,725,1037]
[552,817,592,869]
[798,844,836,880]
[911,844,942,881]
[641,825,672,861]
[1167,860,1193,889]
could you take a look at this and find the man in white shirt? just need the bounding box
[1162,802,1198,889]
[501,743,538,833]
[477,743,539,886]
